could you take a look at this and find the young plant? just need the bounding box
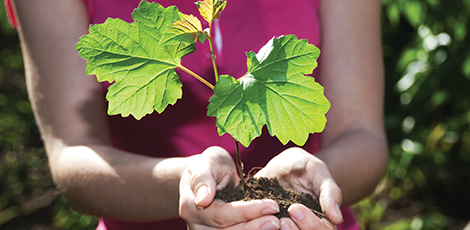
[76,0,330,181]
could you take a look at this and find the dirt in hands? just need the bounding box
[215,176,326,219]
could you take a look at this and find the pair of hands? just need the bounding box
[179,146,343,230]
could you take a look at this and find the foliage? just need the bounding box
[195,0,226,26]
[208,35,328,147]
[353,0,470,229]
[1,0,470,229]
[76,1,329,148]
[77,2,188,119]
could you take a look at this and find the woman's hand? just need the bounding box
[179,146,281,230]
[255,147,343,229]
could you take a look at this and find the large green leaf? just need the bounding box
[76,1,196,120]
[207,35,330,147]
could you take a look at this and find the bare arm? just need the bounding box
[13,0,281,227]
[12,0,189,221]
[317,0,388,206]
[254,2,387,228]
[255,0,387,228]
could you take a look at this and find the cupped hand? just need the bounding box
[179,146,281,230]
[255,147,343,229]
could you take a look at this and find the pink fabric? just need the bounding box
[83,0,358,229]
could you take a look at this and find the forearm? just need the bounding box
[316,129,388,207]
[51,143,193,222]
[316,0,386,207]
[13,0,200,223]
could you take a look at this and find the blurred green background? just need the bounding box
[1,0,470,229]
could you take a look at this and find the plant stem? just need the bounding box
[208,36,219,82]
[208,26,243,182]
[177,65,214,90]
[234,140,244,183]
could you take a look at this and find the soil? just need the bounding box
[215,176,326,219]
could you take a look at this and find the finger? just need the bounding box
[186,161,217,208]
[318,181,343,225]
[305,158,343,225]
[288,204,336,230]
[192,199,280,228]
[280,217,299,230]
[189,147,237,208]
[223,216,281,230]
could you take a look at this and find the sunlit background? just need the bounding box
[1,0,470,229]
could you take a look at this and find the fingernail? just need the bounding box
[288,205,304,221]
[262,220,280,230]
[336,203,344,223]
[262,206,280,215]
[280,220,291,230]
[195,185,209,205]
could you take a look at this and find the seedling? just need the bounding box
[76,0,330,182]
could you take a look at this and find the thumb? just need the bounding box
[194,183,214,208]
[189,146,236,208]
[318,180,343,224]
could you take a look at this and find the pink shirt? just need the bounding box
[4,0,360,229]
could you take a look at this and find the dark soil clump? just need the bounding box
[215,176,326,219]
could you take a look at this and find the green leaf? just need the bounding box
[162,13,208,44]
[208,35,330,147]
[76,1,196,120]
[402,1,426,28]
[195,0,227,26]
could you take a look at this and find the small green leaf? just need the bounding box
[76,1,196,120]
[208,35,330,147]
[195,0,227,26]
[162,13,208,44]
